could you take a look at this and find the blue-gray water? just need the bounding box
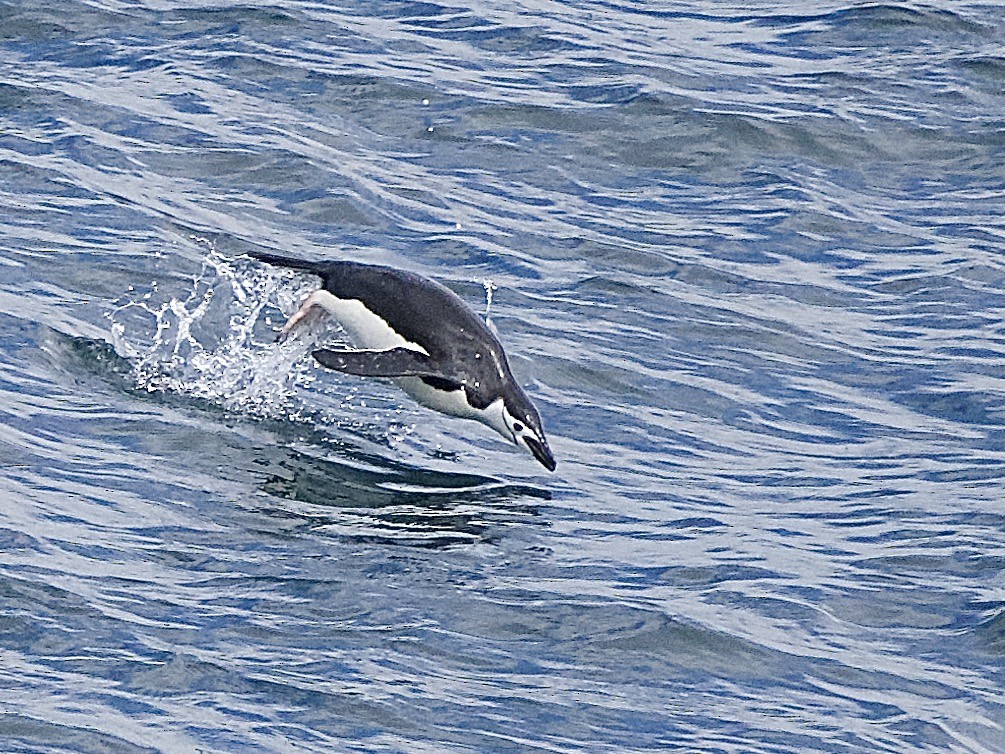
[1,1,1002,752]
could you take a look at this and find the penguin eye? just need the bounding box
[513,422,524,433]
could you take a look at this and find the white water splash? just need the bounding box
[107,241,332,422]
[482,277,497,330]
[104,241,433,453]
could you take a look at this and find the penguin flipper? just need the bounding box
[312,348,461,386]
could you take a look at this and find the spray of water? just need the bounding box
[107,242,312,416]
[482,277,497,334]
[106,240,421,446]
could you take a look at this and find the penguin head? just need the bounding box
[499,389,556,472]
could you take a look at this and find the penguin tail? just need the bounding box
[248,251,326,274]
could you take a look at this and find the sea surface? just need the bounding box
[0,1,1002,752]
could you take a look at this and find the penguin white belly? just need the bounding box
[309,290,428,354]
[395,376,478,419]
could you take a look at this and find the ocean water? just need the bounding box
[1,1,1002,752]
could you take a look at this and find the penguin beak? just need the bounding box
[523,436,556,472]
